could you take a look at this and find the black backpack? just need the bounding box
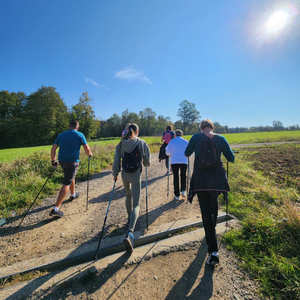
[122,144,142,173]
[199,135,218,169]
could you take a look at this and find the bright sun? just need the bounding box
[265,10,290,35]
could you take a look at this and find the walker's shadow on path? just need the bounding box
[5,196,184,299]
[89,174,165,204]
[0,217,59,237]
[5,251,131,300]
[165,239,214,300]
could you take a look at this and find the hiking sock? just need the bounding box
[54,206,60,212]
[212,251,219,257]
[71,193,77,198]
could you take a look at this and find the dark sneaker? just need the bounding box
[49,208,64,218]
[67,192,80,202]
[123,231,135,253]
[206,254,219,266]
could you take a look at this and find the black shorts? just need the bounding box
[60,162,79,186]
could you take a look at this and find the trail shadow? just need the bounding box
[4,229,130,300]
[89,174,165,204]
[26,252,131,299]
[107,198,184,238]
[136,198,184,233]
[88,170,112,180]
[4,199,184,299]
[0,217,59,237]
[1,171,112,228]
[165,239,214,300]
[2,204,54,227]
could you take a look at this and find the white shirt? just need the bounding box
[166,136,188,165]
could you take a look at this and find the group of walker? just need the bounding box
[49,119,234,266]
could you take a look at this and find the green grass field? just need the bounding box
[1,130,300,163]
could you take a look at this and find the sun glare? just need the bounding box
[265,10,290,35]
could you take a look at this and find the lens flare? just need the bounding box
[265,10,290,35]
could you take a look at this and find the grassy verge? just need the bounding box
[0,141,160,218]
[0,144,115,218]
[224,145,300,299]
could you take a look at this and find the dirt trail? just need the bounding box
[28,245,260,300]
[0,156,203,267]
[0,154,263,299]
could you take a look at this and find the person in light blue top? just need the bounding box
[50,120,93,217]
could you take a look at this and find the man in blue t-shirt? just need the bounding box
[50,120,93,217]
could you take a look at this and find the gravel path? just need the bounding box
[0,153,263,299]
[0,155,203,267]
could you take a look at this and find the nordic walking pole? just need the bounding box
[186,157,190,199]
[167,158,170,199]
[95,178,117,259]
[145,167,149,231]
[17,169,54,229]
[86,156,91,211]
[225,161,229,225]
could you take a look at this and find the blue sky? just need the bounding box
[1,0,299,127]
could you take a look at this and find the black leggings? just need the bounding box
[171,164,187,196]
[197,191,219,253]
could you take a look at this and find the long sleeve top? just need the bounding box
[166,136,188,165]
[112,137,150,177]
[184,133,234,192]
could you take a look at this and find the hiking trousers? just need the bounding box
[171,164,187,197]
[121,169,141,232]
[197,191,219,253]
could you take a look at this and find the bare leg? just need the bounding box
[55,185,69,208]
[69,179,75,195]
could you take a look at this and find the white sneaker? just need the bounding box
[124,231,135,253]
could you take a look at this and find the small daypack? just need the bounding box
[199,135,218,169]
[122,144,142,173]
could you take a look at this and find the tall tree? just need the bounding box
[177,100,200,133]
[273,120,284,130]
[139,108,156,135]
[24,86,69,146]
[0,91,27,148]
[102,113,122,137]
[71,92,97,139]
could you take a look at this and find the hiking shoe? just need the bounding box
[67,192,80,202]
[49,208,64,218]
[206,254,219,266]
[123,231,135,253]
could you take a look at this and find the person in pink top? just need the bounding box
[159,125,175,174]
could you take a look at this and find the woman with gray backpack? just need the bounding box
[185,120,234,266]
[112,123,150,253]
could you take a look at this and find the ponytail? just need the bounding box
[123,123,139,140]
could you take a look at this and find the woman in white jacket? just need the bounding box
[166,129,188,200]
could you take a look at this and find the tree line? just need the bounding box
[0,86,298,149]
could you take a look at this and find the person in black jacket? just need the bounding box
[185,119,234,266]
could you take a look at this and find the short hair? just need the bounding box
[175,129,183,136]
[70,120,79,129]
[166,125,173,131]
[200,119,214,130]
